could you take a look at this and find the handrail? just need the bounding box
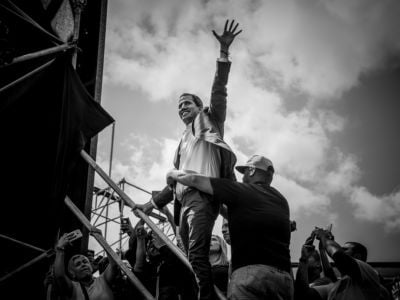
[80,150,193,274]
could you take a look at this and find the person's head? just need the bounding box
[221,218,231,245]
[235,155,275,185]
[146,231,161,262]
[342,242,368,262]
[178,93,203,125]
[307,249,322,283]
[210,235,222,252]
[86,249,99,273]
[68,254,93,281]
[86,249,95,263]
[209,234,229,266]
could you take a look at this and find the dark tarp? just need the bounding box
[0,53,114,297]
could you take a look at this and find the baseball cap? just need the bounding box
[235,155,274,174]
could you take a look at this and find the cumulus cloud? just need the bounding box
[101,0,400,232]
[350,187,400,231]
[105,0,400,100]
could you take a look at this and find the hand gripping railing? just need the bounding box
[64,196,154,300]
[80,150,193,273]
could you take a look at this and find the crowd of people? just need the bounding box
[47,210,396,300]
[44,19,399,300]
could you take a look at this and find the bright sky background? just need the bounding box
[92,0,400,262]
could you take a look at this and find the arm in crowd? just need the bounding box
[102,250,119,286]
[53,233,75,297]
[318,240,338,282]
[314,228,361,281]
[294,233,323,300]
[133,223,147,273]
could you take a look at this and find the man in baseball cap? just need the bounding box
[235,154,274,172]
[166,154,293,299]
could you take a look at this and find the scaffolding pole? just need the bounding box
[1,43,75,67]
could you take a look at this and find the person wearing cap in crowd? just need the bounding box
[137,19,241,300]
[166,154,293,300]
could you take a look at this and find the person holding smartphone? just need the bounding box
[53,231,118,300]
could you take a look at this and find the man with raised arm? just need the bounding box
[166,155,293,300]
[137,19,241,300]
[311,229,391,300]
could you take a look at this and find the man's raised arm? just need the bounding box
[209,19,242,124]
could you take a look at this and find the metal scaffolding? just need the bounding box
[90,179,177,257]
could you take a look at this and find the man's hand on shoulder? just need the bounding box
[166,168,182,186]
[166,169,198,186]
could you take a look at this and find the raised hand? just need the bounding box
[313,227,334,241]
[121,218,134,236]
[212,19,242,52]
[304,231,316,246]
[135,224,147,240]
[151,232,166,250]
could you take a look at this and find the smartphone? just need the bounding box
[326,224,333,232]
[67,229,83,243]
[121,218,131,233]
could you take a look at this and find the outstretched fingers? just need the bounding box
[234,29,242,37]
[227,19,242,37]
[229,19,234,31]
[212,29,219,39]
[232,23,239,33]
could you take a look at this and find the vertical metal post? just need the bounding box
[70,0,87,68]
[109,122,115,177]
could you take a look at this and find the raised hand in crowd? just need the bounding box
[120,217,134,236]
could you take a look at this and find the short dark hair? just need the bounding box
[180,93,203,109]
[346,242,368,262]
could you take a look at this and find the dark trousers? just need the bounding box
[212,265,229,295]
[179,189,219,300]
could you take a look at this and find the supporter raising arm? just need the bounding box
[54,232,118,300]
[313,228,391,300]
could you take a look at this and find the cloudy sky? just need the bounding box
[92,0,400,261]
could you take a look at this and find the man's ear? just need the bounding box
[249,167,255,176]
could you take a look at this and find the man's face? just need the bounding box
[178,95,201,125]
[241,166,255,184]
[221,223,231,245]
[69,255,93,280]
[342,243,355,257]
